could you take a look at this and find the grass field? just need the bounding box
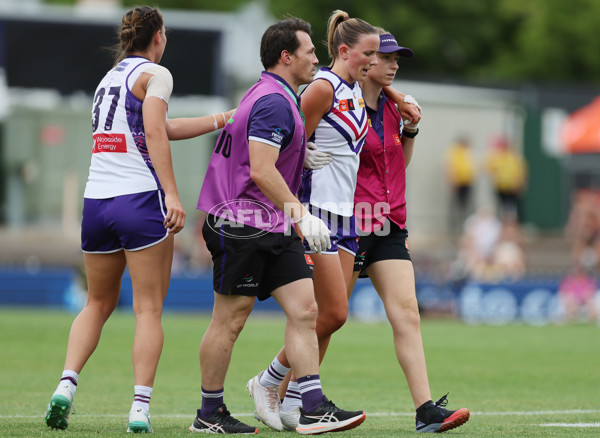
[1,308,599,437]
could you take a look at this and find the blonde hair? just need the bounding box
[112,6,164,65]
[326,10,376,67]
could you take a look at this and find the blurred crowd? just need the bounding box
[441,133,599,323]
[559,189,600,322]
[445,134,528,283]
[169,134,599,324]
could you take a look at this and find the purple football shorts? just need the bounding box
[302,205,359,255]
[81,190,169,253]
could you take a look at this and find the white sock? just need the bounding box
[57,370,79,396]
[259,357,290,387]
[131,385,152,415]
[281,381,302,412]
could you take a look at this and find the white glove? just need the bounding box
[296,212,331,254]
[402,94,421,132]
[304,142,332,170]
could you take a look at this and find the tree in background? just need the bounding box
[42,0,600,87]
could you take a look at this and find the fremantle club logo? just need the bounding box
[206,199,279,239]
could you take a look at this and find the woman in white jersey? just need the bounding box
[296,9,376,369]
[247,10,385,432]
[44,6,234,433]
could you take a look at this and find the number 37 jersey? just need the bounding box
[84,56,167,199]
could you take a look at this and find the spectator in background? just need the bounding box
[492,211,526,280]
[459,207,527,282]
[445,135,477,230]
[564,189,600,270]
[558,261,598,323]
[485,136,527,220]
[459,205,501,281]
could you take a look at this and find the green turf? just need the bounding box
[0,308,598,437]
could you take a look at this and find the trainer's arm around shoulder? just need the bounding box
[383,85,421,126]
[166,108,236,141]
[248,141,307,223]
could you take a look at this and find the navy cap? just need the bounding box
[379,33,414,57]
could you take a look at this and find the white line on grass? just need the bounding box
[539,423,600,428]
[470,409,600,416]
[3,409,599,419]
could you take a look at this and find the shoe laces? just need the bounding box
[434,393,449,408]
[214,405,243,426]
[320,396,342,413]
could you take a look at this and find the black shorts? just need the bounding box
[354,220,411,278]
[202,214,313,301]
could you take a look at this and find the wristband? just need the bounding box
[403,128,419,138]
[221,112,227,126]
[211,114,218,131]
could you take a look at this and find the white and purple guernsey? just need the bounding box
[197,72,306,233]
[84,56,169,199]
[299,67,369,217]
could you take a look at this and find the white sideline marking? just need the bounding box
[539,423,600,428]
[471,409,599,416]
[4,409,600,419]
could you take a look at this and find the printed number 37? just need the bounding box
[92,86,121,132]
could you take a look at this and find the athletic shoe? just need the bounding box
[296,396,366,435]
[279,407,301,431]
[415,393,470,433]
[246,372,283,431]
[189,404,258,434]
[44,382,74,430]
[127,408,153,433]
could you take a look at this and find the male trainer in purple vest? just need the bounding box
[189,17,367,435]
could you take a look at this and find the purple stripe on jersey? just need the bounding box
[125,60,152,93]
[124,60,162,190]
[323,114,363,154]
[326,72,366,127]
[333,81,344,93]
[346,101,366,126]
[60,377,78,386]
[355,136,367,153]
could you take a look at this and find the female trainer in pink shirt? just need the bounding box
[350,29,470,433]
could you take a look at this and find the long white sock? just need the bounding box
[131,385,152,415]
[259,357,290,387]
[281,381,301,412]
